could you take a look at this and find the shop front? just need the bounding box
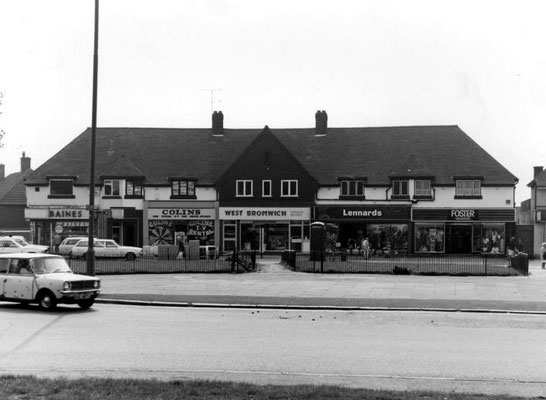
[412,208,516,254]
[219,207,311,253]
[146,202,216,247]
[314,205,412,255]
[25,207,91,249]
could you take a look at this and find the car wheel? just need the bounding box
[77,299,95,309]
[126,252,136,261]
[37,291,57,311]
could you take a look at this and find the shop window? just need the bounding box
[104,179,121,196]
[262,180,272,197]
[126,180,143,197]
[171,180,196,198]
[281,180,298,197]
[368,224,409,255]
[414,180,432,197]
[455,179,482,198]
[392,180,409,198]
[479,224,505,254]
[49,179,74,198]
[415,224,445,253]
[340,180,365,197]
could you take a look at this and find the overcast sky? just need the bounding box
[1,0,545,204]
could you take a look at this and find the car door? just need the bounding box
[104,240,121,257]
[94,240,107,257]
[3,258,35,300]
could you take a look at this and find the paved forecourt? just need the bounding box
[97,258,546,313]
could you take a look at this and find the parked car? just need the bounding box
[58,236,89,255]
[0,253,101,310]
[0,236,48,254]
[70,239,143,261]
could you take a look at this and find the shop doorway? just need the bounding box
[240,223,289,252]
[447,224,473,253]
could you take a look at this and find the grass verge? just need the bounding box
[0,375,530,400]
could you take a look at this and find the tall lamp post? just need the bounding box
[87,0,99,276]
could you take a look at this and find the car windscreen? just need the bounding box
[13,238,30,246]
[30,258,73,274]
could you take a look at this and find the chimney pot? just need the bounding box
[315,110,328,136]
[20,152,31,172]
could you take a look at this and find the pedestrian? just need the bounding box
[361,237,370,259]
[176,234,185,260]
[507,236,516,258]
[541,242,546,269]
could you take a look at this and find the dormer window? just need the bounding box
[454,178,482,199]
[48,177,76,199]
[171,179,196,198]
[414,179,432,197]
[126,180,143,197]
[104,179,121,196]
[340,180,365,197]
[392,179,409,198]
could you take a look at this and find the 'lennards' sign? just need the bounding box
[316,206,411,220]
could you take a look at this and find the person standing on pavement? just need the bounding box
[361,237,370,259]
[541,242,546,269]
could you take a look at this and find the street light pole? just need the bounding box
[87,0,99,276]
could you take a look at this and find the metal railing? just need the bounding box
[285,251,523,276]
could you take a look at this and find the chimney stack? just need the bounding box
[20,152,31,171]
[0,164,4,180]
[212,111,224,136]
[533,166,544,178]
[315,110,327,136]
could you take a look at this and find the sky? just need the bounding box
[0,0,545,205]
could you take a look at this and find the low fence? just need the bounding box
[284,251,527,276]
[66,250,257,275]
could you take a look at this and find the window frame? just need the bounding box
[281,180,298,197]
[262,180,272,198]
[236,180,253,197]
[171,179,196,198]
[340,180,365,197]
[455,179,482,198]
[414,179,432,197]
[49,179,74,198]
[126,180,144,197]
[392,179,409,198]
[104,179,121,197]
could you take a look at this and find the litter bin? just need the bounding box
[284,250,296,268]
[510,253,529,274]
[340,248,347,261]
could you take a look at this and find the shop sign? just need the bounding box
[148,208,216,220]
[316,206,411,220]
[220,207,311,220]
[449,209,479,221]
[48,208,89,219]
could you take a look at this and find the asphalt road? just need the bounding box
[1,303,545,397]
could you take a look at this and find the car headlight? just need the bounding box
[63,282,71,291]
[94,280,100,288]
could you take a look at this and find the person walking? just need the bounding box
[361,237,370,259]
[541,242,546,269]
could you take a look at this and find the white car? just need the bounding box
[0,236,48,254]
[0,253,100,310]
[70,239,143,261]
[58,236,89,255]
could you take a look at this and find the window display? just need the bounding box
[415,224,445,253]
[368,224,408,255]
[480,224,505,254]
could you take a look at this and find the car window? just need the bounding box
[0,259,8,273]
[30,257,72,274]
[76,240,88,247]
[13,238,29,246]
[106,241,118,248]
[67,239,80,245]
[17,260,32,275]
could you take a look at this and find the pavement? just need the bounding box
[96,256,546,314]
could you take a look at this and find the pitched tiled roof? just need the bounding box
[0,170,32,204]
[26,125,517,187]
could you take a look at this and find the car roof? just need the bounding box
[62,236,88,241]
[0,253,63,259]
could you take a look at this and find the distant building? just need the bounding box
[526,166,546,257]
[25,112,518,256]
[0,153,32,239]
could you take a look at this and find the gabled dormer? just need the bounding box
[217,126,318,206]
[100,155,146,199]
[389,154,434,201]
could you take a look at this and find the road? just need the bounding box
[1,303,545,397]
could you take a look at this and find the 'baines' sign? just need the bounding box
[220,207,311,220]
[48,209,89,219]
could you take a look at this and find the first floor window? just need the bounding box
[281,180,298,197]
[262,180,272,197]
[50,179,73,196]
[414,180,431,197]
[236,180,253,197]
[392,180,409,197]
[104,179,121,196]
[456,180,481,197]
[340,180,364,196]
[172,180,195,197]
[126,180,143,196]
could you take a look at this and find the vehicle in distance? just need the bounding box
[0,253,101,310]
[0,236,48,254]
[70,239,143,261]
[57,236,88,255]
